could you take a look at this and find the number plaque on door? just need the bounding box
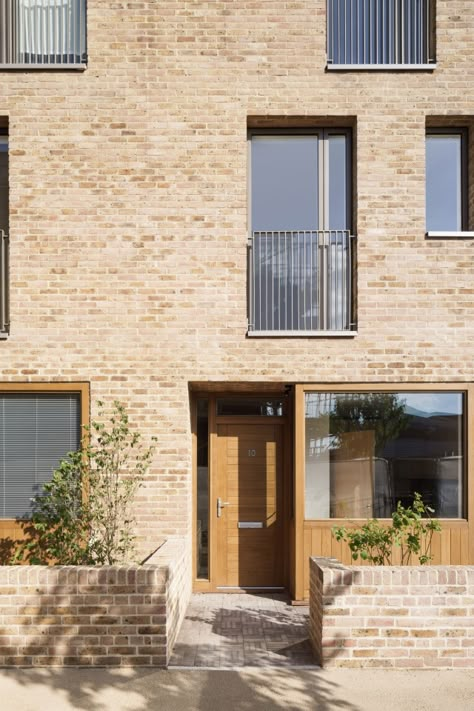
[248,449,256,457]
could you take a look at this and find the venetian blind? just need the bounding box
[0,394,81,519]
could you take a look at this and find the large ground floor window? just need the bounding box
[305,390,464,519]
[0,385,87,520]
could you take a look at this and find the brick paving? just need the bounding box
[170,593,315,668]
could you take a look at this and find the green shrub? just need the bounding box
[332,493,441,565]
[13,401,155,565]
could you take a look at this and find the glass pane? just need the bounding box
[196,399,209,578]
[305,391,464,519]
[426,134,463,231]
[0,394,81,519]
[329,0,429,65]
[327,134,349,230]
[217,398,285,417]
[18,0,86,65]
[251,136,318,231]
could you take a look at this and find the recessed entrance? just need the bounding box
[193,391,291,593]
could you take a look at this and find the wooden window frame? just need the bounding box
[293,383,474,601]
[0,382,90,535]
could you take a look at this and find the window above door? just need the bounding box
[248,129,356,336]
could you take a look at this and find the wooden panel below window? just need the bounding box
[302,519,471,600]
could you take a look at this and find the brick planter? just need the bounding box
[310,557,474,669]
[0,538,190,667]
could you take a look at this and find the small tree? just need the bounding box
[332,493,441,565]
[14,401,155,565]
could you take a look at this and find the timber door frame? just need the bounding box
[192,392,292,593]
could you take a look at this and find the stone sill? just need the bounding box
[247,330,358,338]
[426,231,474,239]
[0,64,86,71]
[327,63,436,71]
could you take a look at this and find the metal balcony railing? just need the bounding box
[0,230,9,337]
[248,230,356,335]
[327,0,435,68]
[0,0,86,67]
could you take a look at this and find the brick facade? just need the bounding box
[310,557,474,669]
[0,3,473,577]
[0,538,189,667]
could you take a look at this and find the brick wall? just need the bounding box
[310,557,474,669]
[0,1,473,556]
[0,538,190,667]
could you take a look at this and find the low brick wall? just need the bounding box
[0,538,190,667]
[310,557,474,669]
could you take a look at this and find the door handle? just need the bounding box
[217,497,230,518]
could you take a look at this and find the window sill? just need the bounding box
[247,330,357,338]
[0,63,86,71]
[327,63,436,71]
[426,231,474,239]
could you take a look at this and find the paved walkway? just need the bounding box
[170,593,315,668]
[1,668,474,711]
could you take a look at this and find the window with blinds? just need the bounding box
[0,393,81,519]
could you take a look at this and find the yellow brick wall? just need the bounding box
[0,2,473,550]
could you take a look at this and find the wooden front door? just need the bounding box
[215,423,284,588]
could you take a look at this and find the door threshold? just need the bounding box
[216,586,286,592]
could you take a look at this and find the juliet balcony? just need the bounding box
[0,0,86,68]
[247,230,357,336]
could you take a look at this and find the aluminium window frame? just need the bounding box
[326,0,437,71]
[0,127,9,339]
[248,128,353,234]
[0,0,88,70]
[426,127,469,235]
[247,128,355,337]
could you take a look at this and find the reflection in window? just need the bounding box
[426,131,465,232]
[305,392,464,519]
[196,399,209,578]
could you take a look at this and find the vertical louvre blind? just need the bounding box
[327,0,433,66]
[0,0,86,66]
[0,394,81,519]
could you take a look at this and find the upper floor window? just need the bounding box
[0,0,87,68]
[248,130,356,335]
[0,130,8,338]
[426,128,469,236]
[327,0,436,69]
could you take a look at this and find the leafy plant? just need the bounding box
[332,493,441,565]
[13,401,155,566]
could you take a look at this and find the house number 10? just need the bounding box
[248,449,256,457]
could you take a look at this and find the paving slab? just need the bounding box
[0,667,473,711]
[170,592,314,668]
